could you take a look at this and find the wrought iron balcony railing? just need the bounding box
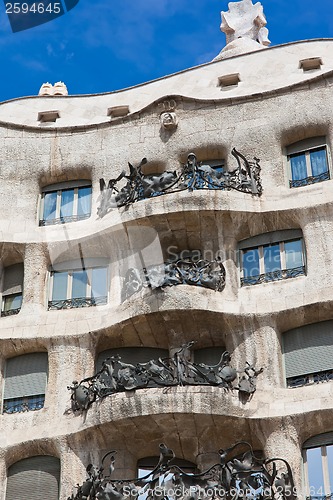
[287,369,333,388]
[97,148,262,216]
[68,342,263,412]
[48,296,107,310]
[122,256,226,300]
[241,265,306,287]
[39,213,91,226]
[289,170,330,188]
[1,307,21,317]
[3,394,45,414]
[67,442,296,500]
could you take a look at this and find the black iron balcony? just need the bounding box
[68,343,263,412]
[97,148,262,216]
[287,369,333,388]
[67,442,295,500]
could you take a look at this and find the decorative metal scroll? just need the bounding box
[287,368,333,388]
[48,296,107,311]
[1,307,21,317]
[289,170,330,188]
[97,149,262,216]
[3,395,45,414]
[240,266,305,287]
[68,343,263,412]
[123,257,226,300]
[67,442,296,500]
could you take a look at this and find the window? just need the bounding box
[193,346,226,365]
[3,353,48,414]
[283,320,333,388]
[239,230,306,286]
[6,455,60,500]
[48,259,108,310]
[287,137,330,188]
[1,263,24,317]
[303,432,333,500]
[39,180,92,226]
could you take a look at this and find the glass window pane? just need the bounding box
[285,239,303,269]
[91,267,107,299]
[327,445,333,494]
[310,147,328,176]
[72,270,88,299]
[307,447,325,498]
[52,272,68,300]
[3,294,22,311]
[263,244,281,273]
[77,186,92,217]
[60,189,74,218]
[290,152,307,181]
[242,248,260,277]
[43,191,57,221]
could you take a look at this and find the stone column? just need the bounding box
[21,243,49,313]
[263,425,304,500]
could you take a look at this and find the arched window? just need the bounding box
[6,455,60,500]
[39,180,92,226]
[303,432,333,499]
[3,352,48,414]
[286,136,331,188]
[283,320,333,388]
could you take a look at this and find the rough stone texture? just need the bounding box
[0,38,332,499]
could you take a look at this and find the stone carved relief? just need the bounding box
[97,148,262,217]
[160,111,178,129]
[221,0,270,46]
[68,343,263,412]
[122,255,226,300]
[67,442,295,500]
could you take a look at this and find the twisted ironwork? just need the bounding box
[1,307,21,317]
[97,148,262,216]
[68,343,263,412]
[287,368,333,388]
[289,170,329,188]
[123,257,226,300]
[39,213,90,226]
[67,442,296,500]
[3,395,45,414]
[241,266,305,287]
[48,296,107,310]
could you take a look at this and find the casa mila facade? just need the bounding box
[0,0,333,498]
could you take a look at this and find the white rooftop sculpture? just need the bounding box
[214,0,270,61]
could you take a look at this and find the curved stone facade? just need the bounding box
[0,35,332,499]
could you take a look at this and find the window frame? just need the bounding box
[39,180,92,226]
[286,137,331,188]
[239,230,306,286]
[303,433,333,499]
[48,261,109,310]
[2,352,48,415]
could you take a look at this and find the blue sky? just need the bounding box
[0,0,332,102]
